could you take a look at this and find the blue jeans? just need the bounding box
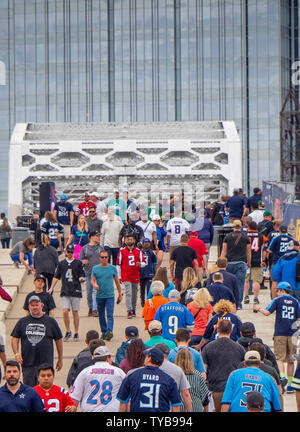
[227,262,247,308]
[96,297,115,336]
[1,238,10,248]
[104,246,120,266]
[85,276,97,311]
[11,252,33,267]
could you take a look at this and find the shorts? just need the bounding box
[61,296,81,311]
[245,267,263,284]
[273,335,296,362]
[62,225,71,238]
[291,363,300,390]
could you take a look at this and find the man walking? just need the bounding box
[170,234,199,291]
[11,296,63,387]
[253,281,300,393]
[101,209,123,265]
[221,219,251,309]
[116,347,182,412]
[79,231,104,317]
[53,193,74,247]
[49,244,85,342]
[116,234,146,319]
[91,249,123,341]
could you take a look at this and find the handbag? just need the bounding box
[74,231,84,259]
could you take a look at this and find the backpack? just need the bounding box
[184,288,199,305]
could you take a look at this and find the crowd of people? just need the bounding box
[0,186,300,413]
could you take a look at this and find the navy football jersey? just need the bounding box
[203,312,242,342]
[268,234,294,264]
[116,366,182,412]
[266,294,300,336]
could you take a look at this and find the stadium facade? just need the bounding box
[1,0,299,213]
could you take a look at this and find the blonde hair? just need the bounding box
[41,233,50,248]
[180,267,198,295]
[192,288,213,309]
[213,299,234,314]
[77,215,89,232]
[175,348,194,375]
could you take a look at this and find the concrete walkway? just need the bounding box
[0,247,298,412]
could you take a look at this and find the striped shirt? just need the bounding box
[180,369,209,412]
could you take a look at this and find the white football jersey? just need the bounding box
[166,217,190,246]
[70,361,126,412]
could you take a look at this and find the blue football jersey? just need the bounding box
[268,234,294,264]
[140,248,157,279]
[203,312,242,342]
[266,294,300,336]
[116,366,182,412]
[221,367,281,412]
[41,221,64,240]
[154,302,194,341]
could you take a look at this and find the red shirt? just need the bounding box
[187,302,213,336]
[116,247,146,283]
[77,201,96,217]
[34,384,76,412]
[188,237,208,267]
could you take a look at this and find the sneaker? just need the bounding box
[244,295,250,304]
[92,310,98,317]
[127,311,133,319]
[131,310,136,318]
[105,331,113,341]
[28,270,33,275]
[13,261,20,268]
[293,353,300,361]
[88,308,93,317]
[253,296,260,305]
[73,333,79,341]
[286,385,295,394]
[63,332,72,342]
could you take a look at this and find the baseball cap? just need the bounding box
[244,350,261,362]
[142,238,151,243]
[168,289,180,299]
[34,274,46,282]
[89,230,100,237]
[93,346,113,358]
[263,210,272,217]
[84,191,90,196]
[148,320,162,332]
[113,188,120,193]
[189,231,198,237]
[143,347,164,364]
[66,244,74,252]
[246,391,264,409]
[60,193,67,200]
[28,295,42,304]
[91,191,98,197]
[152,214,161,221]
[279,224,288,233]
[277,281,292,291]
[125,326,139,337]
[233,219,242,227]
[241,322,256,335]
[154,343,170,356]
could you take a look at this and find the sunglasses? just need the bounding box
[100,256,109,259]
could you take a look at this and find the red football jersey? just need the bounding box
[116,247,146,283]
[77,201,96,217]
[34,384,76,412]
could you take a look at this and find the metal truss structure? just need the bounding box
[280,88,300,200]
[8,121,242,220]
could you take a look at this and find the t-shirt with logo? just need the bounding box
[10,314,63,367]
[54,201,74,225]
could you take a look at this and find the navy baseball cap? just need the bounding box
[66,244,74,252]
[142,238,151,243]
[143,347,164,364]
[246,391,264,409]
[34,274,46,282]
[125,326,139,337]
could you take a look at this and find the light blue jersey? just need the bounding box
[221,367,281,412]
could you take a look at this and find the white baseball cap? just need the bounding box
[152,214,161,221]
